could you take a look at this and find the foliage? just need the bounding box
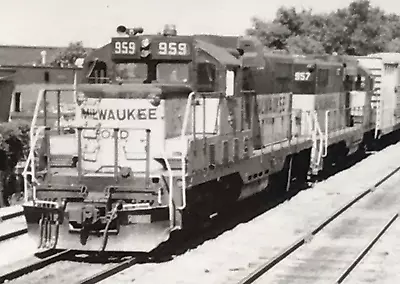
[0,121,30,171]
[51,41,89,67]
[247,0,400,55]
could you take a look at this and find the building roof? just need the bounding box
[0,45,65,66]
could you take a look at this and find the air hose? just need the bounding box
[100,201,123,252]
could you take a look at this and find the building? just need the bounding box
[0,68,16,122]
[0,45,86,121]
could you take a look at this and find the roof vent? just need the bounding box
[40,50,47,65]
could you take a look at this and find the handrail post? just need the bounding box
[113,128,119,183]
[77,127,83,182]
[324,110,329,157]
[43,91,48,127]
[162,156,175,228]
[192,97,196,141]
[202,94,206,140]
[145,129,151,189]
[45,126,51,180]
[57,90,61,135]
[178,92,195,210]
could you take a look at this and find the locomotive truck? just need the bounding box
[20,25,400,252]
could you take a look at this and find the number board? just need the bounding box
[294,71,313,81]
[111,37,140,59]
[151,37,193,60]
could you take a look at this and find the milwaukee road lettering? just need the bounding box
[81,108,158,120]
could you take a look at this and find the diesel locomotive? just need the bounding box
[20,25,400,252]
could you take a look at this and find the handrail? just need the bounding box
[312,111,322,166]
[22,126,45,202]
[324,110,329,157]
[178,91,195,210]
[24,87,77,202]
[30,90,44,140]
[375,99,381,139]
[162,155,175,228]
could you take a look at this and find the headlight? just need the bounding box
[149,93,161,107]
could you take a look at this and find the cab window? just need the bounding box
[157,63,189,83]
[115,63,148,82]
[197,62,216,91]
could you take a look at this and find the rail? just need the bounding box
[0,207,27,242]
[0,228,27,242]
[76,256,142,284]
[236,164,400,284]
[334,213,398,284]
[0,249,72,283]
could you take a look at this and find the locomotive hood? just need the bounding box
[77,83,193,99]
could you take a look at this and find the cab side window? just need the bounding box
[242,67,255,91]
[344,75,353,91]
[197,63,216,92]
[355,75,364,91]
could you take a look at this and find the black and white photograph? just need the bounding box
[0,0,400,283]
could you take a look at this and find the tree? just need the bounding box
[386,38,400,52]
[246,0,400,55]
[247,17,291,50]
[286,35,325,54]
[0,121,29,207]
[52,41,88,67]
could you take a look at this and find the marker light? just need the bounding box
[75,92,86,106]
[141,38,151,48]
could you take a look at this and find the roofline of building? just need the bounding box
[0,64,82,70]
[0,44,96,50]
[0,44,65,50]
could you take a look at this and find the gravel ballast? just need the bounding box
[101,142,400,284]
[2,143,400,283]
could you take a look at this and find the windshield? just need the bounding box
[157,63,189,83]
[115,63,147,82]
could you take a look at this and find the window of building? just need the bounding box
[14,92,21,112]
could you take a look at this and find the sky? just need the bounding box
[1,0,400,48]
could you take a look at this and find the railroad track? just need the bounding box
[0,248,152,284]
[0,249,69,283]
[0,149,395,283]
[237,165,400,284]
[0,207,26,242]
[0,186,303,284]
